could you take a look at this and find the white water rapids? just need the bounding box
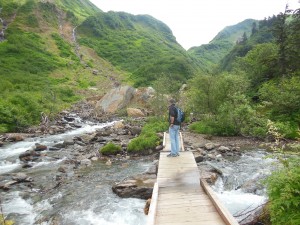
[1,118,276,225]
[209,150,277,223]
[0,120,148,225]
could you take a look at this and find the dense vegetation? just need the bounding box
[262,121,300,225]
[77,11,202,87]
[187,7,300,139]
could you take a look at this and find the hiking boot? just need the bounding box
[167,153,177,157]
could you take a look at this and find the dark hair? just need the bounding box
[169,99,176,104]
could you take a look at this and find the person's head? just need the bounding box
[169,98,176,105]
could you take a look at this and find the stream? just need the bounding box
[0,118,149,225]
[1,117,277,225]
[207,149,277,223]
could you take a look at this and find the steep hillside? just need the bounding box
[188,19,256,71]
[77,11,203,87]
[0,0,125,132]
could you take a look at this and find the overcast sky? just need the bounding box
[89,0,299,50]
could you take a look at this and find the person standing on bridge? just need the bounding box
[168,99,180,157]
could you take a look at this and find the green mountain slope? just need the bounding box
[188,19,256,71]
[0,0,123,132]
[77,11,202,87]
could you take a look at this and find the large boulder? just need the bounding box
[127,108,145,117]
[112,173,156,199]
[95,86,135,113]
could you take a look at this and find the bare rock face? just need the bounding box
[95,86,135,113]
[133,87,155,103]
[127,108,145,117]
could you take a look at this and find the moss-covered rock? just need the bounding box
[100,142,122,155]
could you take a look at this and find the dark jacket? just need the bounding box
[169,104,180,126]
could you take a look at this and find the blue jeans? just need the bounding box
[169,125,180,155]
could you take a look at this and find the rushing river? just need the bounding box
[1,118,277,225]
[0,120,149,225]
[208,149,277,223]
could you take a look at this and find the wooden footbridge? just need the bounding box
[147,132,239,225]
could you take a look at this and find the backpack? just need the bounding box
[176,107,185,123]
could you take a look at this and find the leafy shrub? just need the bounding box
[127,133,159,153]
[100,142,122,155]
[127,118,168,153]
[264,158,300,225]
[189,94,267,137]
[189,121,211,134]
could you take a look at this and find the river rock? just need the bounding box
[204,143,215,150]
[35,143,47,151]
[145,161,158,174]
[155,145,163,151]
[49,147,61,151]
[19,150,40,162]
[0,141,3,147]
[80,159,92,167]
[127,108,145,117]
[96,128,112,137]
[75,140,86,146]
[63,138,74,146]
[112,174,156,199]
[79,133,97,143]
[114,121,125,129]
[218,146,230,153]
[195,155,204,163]
[53,143,65,149]
[127,126,142,136]
[0,180,18,190]
[58,166,66,173]
[12,173,33,182]
[22,163,33,168]
[7,134,25,142]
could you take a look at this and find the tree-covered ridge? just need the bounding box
[77,11,203,87]
[219,16,277,71]
[186,6,300,139]
[188,19,256,71]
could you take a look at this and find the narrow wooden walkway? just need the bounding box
[147,132,238,225]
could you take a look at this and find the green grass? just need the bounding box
[100,142,122,155]
[127,118,168,153]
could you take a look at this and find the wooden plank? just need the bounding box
[157,204,217,212]
[201,179,239,225]
[157,200,215,207]
[147,132,232,225]
[156,221,225,225]
[147,182,158,225]
[156,212,226,222]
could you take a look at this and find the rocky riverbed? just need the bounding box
[1,103,299,224]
